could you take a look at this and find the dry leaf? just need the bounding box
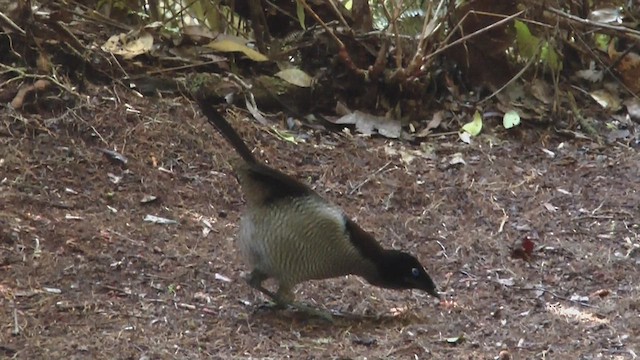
[206,39,268,62]
[102,31,154,60]
[334,111,401,138]
[275,68,313,87]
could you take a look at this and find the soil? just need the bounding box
[1,92,639,359]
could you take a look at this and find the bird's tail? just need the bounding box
[196,97,258,165]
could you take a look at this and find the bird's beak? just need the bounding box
[416,280,440,299]
[427,287,441,300]
[407,277,441,299]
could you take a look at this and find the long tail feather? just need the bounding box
[196,98,257,165]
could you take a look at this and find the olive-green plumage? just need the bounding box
[238,191,378,300]
[197,98,440,313]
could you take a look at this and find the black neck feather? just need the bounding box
[343,217,384,261]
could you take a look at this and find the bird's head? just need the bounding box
[370,250,440,299]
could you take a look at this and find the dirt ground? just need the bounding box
[1,92,639,359]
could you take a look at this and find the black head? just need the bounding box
[370,250,440,299]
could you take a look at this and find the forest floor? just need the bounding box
[1,92,639,359]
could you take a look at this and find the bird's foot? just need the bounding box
[252,298,333,322]
[244,272,333,321]
[255,299,286,310]
[287,301,334,322]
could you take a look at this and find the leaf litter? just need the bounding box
[0,94,639,359]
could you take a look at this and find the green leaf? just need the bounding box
[594,34,610,52]
[503,110,521,129]
[167,284,177,295]
[296,0,306,30]
[462,111,483,136]
[514,20,540,60]
[605,122,617,130]
[271,127,298,144]
[541,42,562,72]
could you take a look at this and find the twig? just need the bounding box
[414,0,446,61]
[567,91,599,138]
[380,0,402,68]
[497,208,508,233]
[514,286,599,308]
[435,240,447,259]
[0,63,82,99]
[547,7,640,40]
[324,0,351,28]
[426,130,459,137]
[297,0,366,78]
[67,0,132,31]
[423,10,525,64]
[569,29,640,99]
[591,200,605,216]
[12,302,20,335]
[348,161,392,195]
[146,60,225,75]
[108,230,146,247]
[69,109,109,146]
[479,47,538,104]
[0,10,26,36]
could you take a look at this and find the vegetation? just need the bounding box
[1,0,639,143]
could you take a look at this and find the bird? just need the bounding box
[196,97,440,319]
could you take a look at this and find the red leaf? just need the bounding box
[510,236,535,261]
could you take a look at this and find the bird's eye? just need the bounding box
[411,267,420,277]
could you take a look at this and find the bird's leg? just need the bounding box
[245,269,283,307]
[276,284,334,322]
[246,271,332,321]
